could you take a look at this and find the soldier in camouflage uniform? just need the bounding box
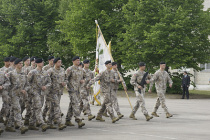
[6,58,29,134]
[111,62,126,119]
[21,56,32,125]
[27,58,51,131]
[47,57,66,130]
[129,62,153,121]
[149,62,173,118]
[80,59,95,121]
[0,57,11,124]
[87,60,119,123]
[42,56,54,122]
[65,56,85,128]
[0,65,11,135]
[7,56,16,72]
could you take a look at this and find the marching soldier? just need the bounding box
[21,56,31,125]
[148,62,173,118]
[65,56,85,128]
[42,56,54,122]
[80,59,95,121]
[47,57,66,130]
[6,58,29,134]
[0,57,10,123]
[129,62,153,121]
[111,62,126,119]
[87,60,119,123]
[27,58,51,131]
[0,67,11,135]
[8,56,17,72]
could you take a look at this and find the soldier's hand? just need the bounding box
[148,89,152,93]
[146,80,150,84]
[80,80,85,83]
[169,84,172,88]
[62,82,66,86]
[21,90,27,95]
[0,86,3,90]
[124,87,127,91]
[111,79,115,82]
[137,85,143,89]
[42,86,47,91]
[86,86,90,89]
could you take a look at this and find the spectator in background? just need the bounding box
[181,71,190,99]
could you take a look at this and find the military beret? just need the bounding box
[30,56,36,62]
[79,62,83,66]
[112,62,117,66]
[10,56,17,62]
[53,57,60,63]
[35,58,43,63]
[14,58,22,65]
[4,57,10,62]
[139,62,146,66]
[48,56,54,60]
[22,56,30,62]
[83,59,90,64]
[72,56,80,61]
[160,61,166,64]
[105,60,111,65]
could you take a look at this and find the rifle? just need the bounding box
[137,70,149,94]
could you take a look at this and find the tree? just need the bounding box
[121,0,210,72]
[0,0,59,63]
[57,0,128,68]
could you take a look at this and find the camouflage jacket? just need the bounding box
[149,69,173,91]
[0,66,10,73]
[65,65,85,93]
[7,69,30,94]
[47,67,65,92]
[43,64,54,71]
[28,68,51,92]
[130,70,151,91]
[22,65,31,75]
[111,69,126,90]
[0,71,10,91]
[87,69,114,93]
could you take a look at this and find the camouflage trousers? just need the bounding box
[20,93,32,120]
[7,92,24,127]
[66,91,82,121]
[47,91,62,125]
[97,92,115,119]
[0,90,10,119]
[132,89,148,115]
[80,89,92,115]
[111,89,121,115]
[29,91,45,126]
[153,89,169,113]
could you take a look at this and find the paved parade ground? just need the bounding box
[0,93,210,140]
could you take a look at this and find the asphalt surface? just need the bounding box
[0,93,210,140]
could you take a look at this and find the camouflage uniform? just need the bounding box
[42,64,54,119]
[80,68,94,115]
[149,69,173,113]
[65,65,85,121]
[28,68,51,126]
[0,66,12,123]
[6,69,29,128]
[111,69,126,115]
[47,67,65,125]
[0,71,11,120]
[130,70,151,115]
[21,65,32,121]
[87,69,116,119]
